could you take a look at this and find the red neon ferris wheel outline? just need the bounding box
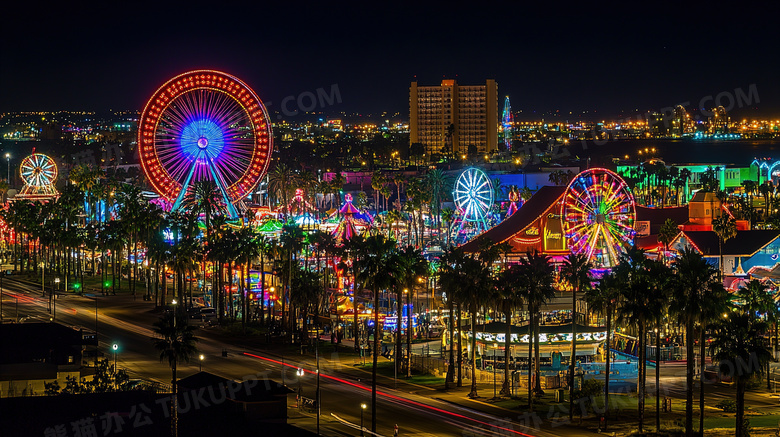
[137,70,273,203]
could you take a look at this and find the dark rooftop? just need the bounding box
[680,230,780,256]
[461,185,566,253]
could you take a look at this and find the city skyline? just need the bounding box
[2,2,779,118]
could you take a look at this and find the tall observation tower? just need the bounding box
[502,96,513,150]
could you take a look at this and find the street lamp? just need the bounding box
[171,298,178,328]
[199,354,204,372]
[5,153,10,186]
[269,287,275,322]
[112,343,119,389]
[53,278,60,320]
[296,368,304,407]
[360,403,367,436]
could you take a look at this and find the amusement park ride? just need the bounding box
[561,168,636,269]
[137,70,273,219]
[14,152,59,201]
[451,167,495,243]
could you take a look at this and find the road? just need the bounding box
[0,278,558,437]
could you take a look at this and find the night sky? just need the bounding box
[2,2,778,119]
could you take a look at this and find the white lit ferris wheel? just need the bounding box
[453,167,494,238]
[18,152,58,198]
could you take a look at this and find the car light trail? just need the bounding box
[243,352,535,436]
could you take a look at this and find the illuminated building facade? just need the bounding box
[409,79,498,156]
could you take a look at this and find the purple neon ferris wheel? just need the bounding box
[138,70,273,218]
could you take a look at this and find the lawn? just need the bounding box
[355,360,446,386]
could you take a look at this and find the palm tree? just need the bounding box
[438,248,468,389]
[657,218,679,264]
[371,170,386,218]
[710,312,773,437]
[354,234,396,433]
[330,172,345,214]
[290,266,323,344]
[267,163,296,217]
[712,215,737,279]
[152,310,198,437]
[646,260,671,433]
[184,179,222,297]
[560,253,593,420]
[613,247,662,433]
[391,245,428,378]
[392,174,405,211]
[670,247,720,437]
[441,208,455,248]
[517,250,556,408]
[585,271,620,430]
[280,223,306,340]
[497,264,527,396]
[426,169,450,241]
[451,254,492,398]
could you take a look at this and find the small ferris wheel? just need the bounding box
[453,167,494,238]
[19,153,58,198]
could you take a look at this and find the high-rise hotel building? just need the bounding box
[409,79,499,156]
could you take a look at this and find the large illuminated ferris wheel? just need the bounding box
[137,70,273,218]
[561,168,636,269]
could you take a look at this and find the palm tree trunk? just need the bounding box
[736,379,745,437]
[699,324,706,434]
[685,318,694,436]
[396,288,403,375]
[406,287,412,379]
[638,318,645,433]
[228,262,234,321]
[500,302,511,396]
[604,306,612,429]
[240,262,246,330]
[171,360,178,437]
[446,298,454,388]
[468,300,478,398]
[528,303,536,413]
[534,309,542,394]
[656,324,661,432]
[569,286,577,420]
[371,284,379,433]
[457,303,463,387]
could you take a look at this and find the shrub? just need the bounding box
[715,398,737,413]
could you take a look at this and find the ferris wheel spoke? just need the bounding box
[214,149,252,178]
[207,159,240,218]
[473,179,489,193]
[474,194,492,205]
[165,156,196,183]
[473,197,490,212]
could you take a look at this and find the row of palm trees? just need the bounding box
[267,163,456,249]
[621,162,693,207]
[437,244,773,436]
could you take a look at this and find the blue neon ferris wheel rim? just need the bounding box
[453,168,494,222]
